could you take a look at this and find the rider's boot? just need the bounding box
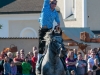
[36,54,45,74]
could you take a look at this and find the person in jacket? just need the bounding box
[22,57,31,75]
[38,0,60,54]
[37,0,61,73]
[3,56,11,75]
[76,52,86,75]
[10,61,17,75]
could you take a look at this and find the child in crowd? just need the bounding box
[3,56,11,75]
[22,57,31,75]
[10,61,17,75]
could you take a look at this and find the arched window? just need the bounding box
[20,27,38,37]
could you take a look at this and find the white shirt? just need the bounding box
[88,57,95,71]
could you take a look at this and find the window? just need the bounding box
[64,0,76,20]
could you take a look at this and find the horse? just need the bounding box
[37,30,66,75]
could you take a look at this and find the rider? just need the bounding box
[37,0,60,73]
[39,0,60,54]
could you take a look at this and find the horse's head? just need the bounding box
[51,36,66,55]
[44,30,66,55]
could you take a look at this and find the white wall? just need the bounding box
[57,0,83,27]
[0,13,62,37]
[20,27,38,37]
[0,20,9,37]
[0,14,39,20]
[0,14,40,37]
[87,0,100,30]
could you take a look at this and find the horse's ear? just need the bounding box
[60,30,62,35]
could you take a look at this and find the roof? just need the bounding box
[61,27,100,48]
[92,31,100,34]
[61,27,95,43]
[0,0,44,14]
[0,37,38,39]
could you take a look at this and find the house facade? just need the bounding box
[0,0,44,37]
[57,0,100,34]
[0,0,100,37]
[0,14,40,37]
[87,0,100,31]
[0,0,64,37]
[0,0,100,52]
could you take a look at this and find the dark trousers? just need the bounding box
[32,69,36,75]
[17,65,22,75]
[39,28,51,54]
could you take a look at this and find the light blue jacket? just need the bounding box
[39,0,60,28]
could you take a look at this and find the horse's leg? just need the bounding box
[41,63,51,75]
[35,69,40,75]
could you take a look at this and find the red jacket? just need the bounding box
[31,56,37,69]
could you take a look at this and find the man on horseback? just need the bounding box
[37,0,61,74]
[39,0,60,54]
[38,0,60,63]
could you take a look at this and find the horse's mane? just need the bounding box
[44,31,53,46]
[44,29,62,40]
[44,30,63,46]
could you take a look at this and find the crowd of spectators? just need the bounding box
[0,46,38,75]
[65,48,100,75]
[0,46,100,75]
